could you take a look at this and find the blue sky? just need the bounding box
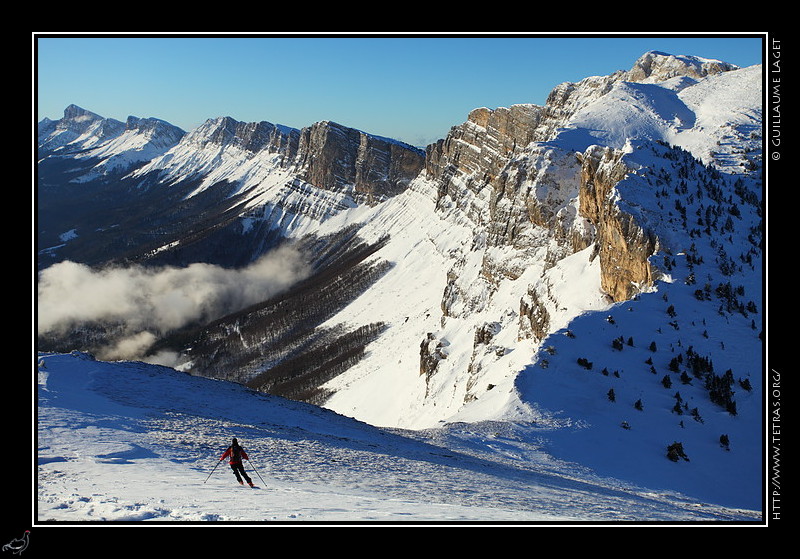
[35,34,764,147]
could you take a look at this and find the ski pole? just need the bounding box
[247,459,267,486]
[204,457,224,483]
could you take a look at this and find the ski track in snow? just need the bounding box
[36,353,759,524]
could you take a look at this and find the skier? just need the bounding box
[221,438,254,487]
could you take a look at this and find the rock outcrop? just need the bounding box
[577,145,658,302]
[420,332,448,396]
[626,51,738,82]
[518,287,551,342]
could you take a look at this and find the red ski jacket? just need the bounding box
[221,446,249,465]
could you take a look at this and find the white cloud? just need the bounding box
[37,245,311,360]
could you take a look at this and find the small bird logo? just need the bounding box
[2,531,29,555]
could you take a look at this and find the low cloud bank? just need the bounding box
[37,245,311,362]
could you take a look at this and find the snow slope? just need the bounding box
[36,351,760,524]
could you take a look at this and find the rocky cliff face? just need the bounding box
[577,145,658,302]
[427,115,592,325]
[297,121,425,204]
[424,51,739,315]
[414,51,750,406]
[185,116,301,163]
[425,104,544,197]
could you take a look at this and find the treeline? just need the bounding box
[246,322,387,405]
[174,226,393,404]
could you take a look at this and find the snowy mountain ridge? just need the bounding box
[36,51,765,518]
[37,105,186,180]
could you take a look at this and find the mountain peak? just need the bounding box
[628,51,739,83]
[62,104,102,122]
[38,104,126,155]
